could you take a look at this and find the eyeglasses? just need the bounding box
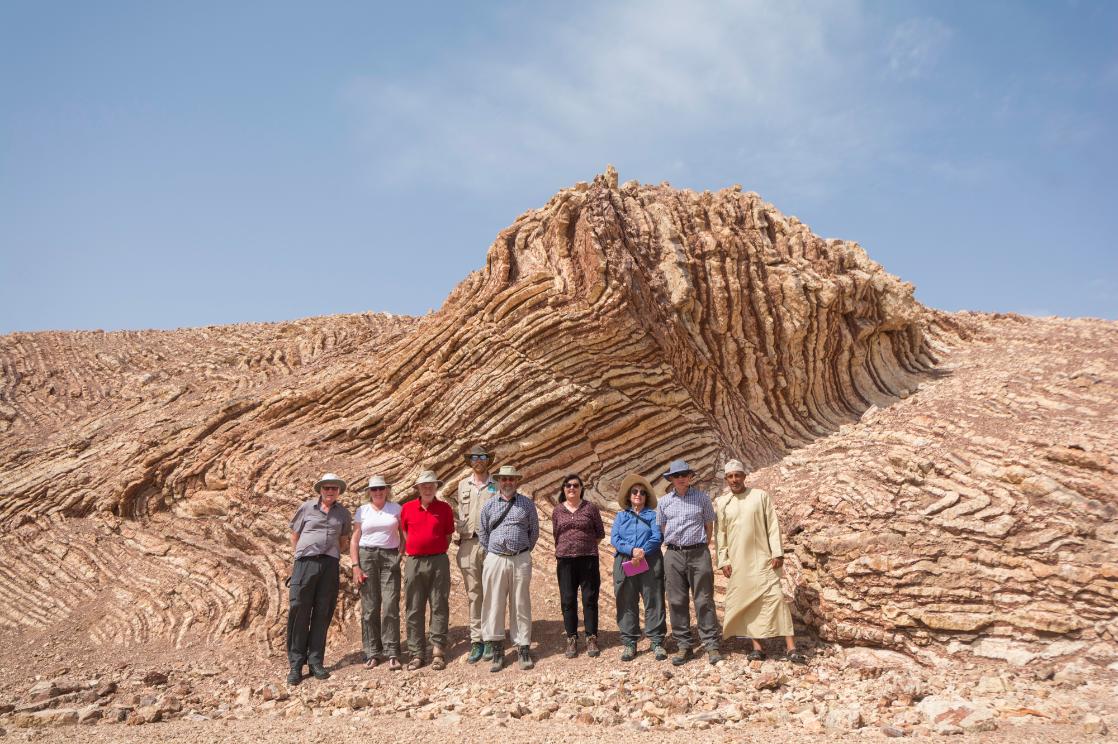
[629,488,649,496]
[367,486,387,492]
[469,455,489,461]
[497,476,518,482]
[563,483,581,490]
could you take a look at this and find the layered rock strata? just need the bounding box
[0,170,1113,675]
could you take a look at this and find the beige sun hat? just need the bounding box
[464,444,493,463]
[365,475,390,490]
[413,470,443,488]
[314,473,347,495]
[617,473,657,510]
[492,465,523,480]
[723,459,747,475]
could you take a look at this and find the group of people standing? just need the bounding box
[284,447,803,686]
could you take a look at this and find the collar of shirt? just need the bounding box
[316,499,344,514]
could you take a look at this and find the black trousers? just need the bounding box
[287,555,340,668]
[556,555,600,637]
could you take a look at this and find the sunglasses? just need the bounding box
[469,455,489,461]
[320,485,340,492]
[497,476,518,482]
[367,486,387,492]
[563,483,581,490]
[629,488,649,496]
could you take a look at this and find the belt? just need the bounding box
[296,554,340,561]
[359,546,399,552]
[491,548,529,557]
[666,543,705,551]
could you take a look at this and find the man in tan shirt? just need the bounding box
[456,444,497,663]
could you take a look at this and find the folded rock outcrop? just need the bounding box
[0,169,1113,674]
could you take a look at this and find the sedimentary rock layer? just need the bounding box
[0,170,1113,672]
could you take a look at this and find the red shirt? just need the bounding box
[399,498,455,556]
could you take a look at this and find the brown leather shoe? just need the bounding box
[586,635,601,658]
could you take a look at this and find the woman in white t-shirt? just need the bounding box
[349,475,404,670]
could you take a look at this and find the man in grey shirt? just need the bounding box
[287,472,352,685]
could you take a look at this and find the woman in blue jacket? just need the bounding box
[610,473,668,661]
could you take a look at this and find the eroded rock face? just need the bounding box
[748,313,1118,667]
[0,171,1113,674]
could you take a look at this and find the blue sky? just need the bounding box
[1,0,1116,333]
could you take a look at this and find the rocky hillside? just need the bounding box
[0,170,1114,737]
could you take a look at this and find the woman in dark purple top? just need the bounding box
[552,474,606,659]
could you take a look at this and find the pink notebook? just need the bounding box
[621,558,648,577]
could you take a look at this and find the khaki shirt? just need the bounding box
[456,474,497,540]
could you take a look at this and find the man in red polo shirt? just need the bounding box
[399,469,456,670]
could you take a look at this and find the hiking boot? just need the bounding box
[620,644,637,662]
[671,647,694,666]
[466,641,485,664]
[309,664,330,680]
[488,643,505,673]
[707,648,725,665]
[652,643,668,661]
[586,635,600,658]
[286,666,303,686]
[565,635,578,659]
[787,651,807,665]
[518,645,535,670]
[482,641,495,661]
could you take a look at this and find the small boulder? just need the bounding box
[141,671,168,687]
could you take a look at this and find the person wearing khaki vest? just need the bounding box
[455,445,497,664]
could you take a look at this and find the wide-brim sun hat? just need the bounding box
[366,475,390,489]
[723,459,747,475]
[314,473,347,495]
[464,444,492,463]
[414,470,443,487]
[617,473,657,510]
[493,465,523,480]
[661,459,695,481]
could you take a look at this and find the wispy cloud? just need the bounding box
[342,0,895,197]
[886,17,953,79]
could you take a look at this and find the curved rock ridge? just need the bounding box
[1,170,1113,674]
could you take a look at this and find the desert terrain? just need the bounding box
[0,170,1114,740]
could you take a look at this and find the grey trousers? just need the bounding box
[358,546,401,659]
[664,545,721,651]
[456,537,486,643]
[404,553,451,658]
[286,555,339,668]
[613,551,667,646]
